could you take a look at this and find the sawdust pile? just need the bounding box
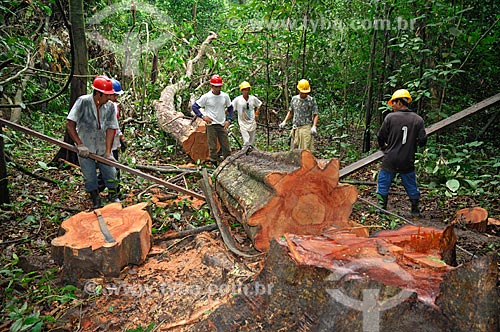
[73,233,262,331]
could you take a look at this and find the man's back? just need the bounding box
[378,110,426,173]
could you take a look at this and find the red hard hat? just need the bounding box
[92,75,115,94]
[209,74,223,86]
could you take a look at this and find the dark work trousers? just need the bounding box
[206,124,231,162]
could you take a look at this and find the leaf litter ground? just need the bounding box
[1,150,499,331]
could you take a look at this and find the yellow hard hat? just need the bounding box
[239,81,251,90]
[388,89,412,106]
[297,79,311,93]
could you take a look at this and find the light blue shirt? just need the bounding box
[67,94,119,155]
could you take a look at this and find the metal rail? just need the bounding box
[0,118,205,201]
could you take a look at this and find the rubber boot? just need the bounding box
[108,189,121,203]
[377,194,388,210]
[90,190,102,209]
[410,199,421,218]
[97,173,106,193]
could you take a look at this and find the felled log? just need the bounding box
[213,148,363,252]
[154,101,211,161]
[192,226,498,332]
[51,202,152,280]
[153,32,217,162]
[454,206,488,232]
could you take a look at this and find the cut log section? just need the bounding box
[154,98,211,161]
[51,202,152,280]
[284,225,456,304]
[212,148,364,252]
[192,230,498,332]
[488,217,500,226]
[453,207,488,232]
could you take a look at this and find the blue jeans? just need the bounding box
[377,169,420,200]
[79,156,117,193]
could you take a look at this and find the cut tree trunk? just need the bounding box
[212,147,364,252]
[192,226,498,332]
[154,100,211,161]
[51,202,152,281]
[454,206,488,232]
[153,32,217,162]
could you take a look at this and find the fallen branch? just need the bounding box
[153,32,219,161]
[5,154,58,185]
[58,158,79,169]
[154,223,218,243]
[199,168,261,258]
[136,164,199,173]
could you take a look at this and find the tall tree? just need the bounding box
[51,0,88,166]
[0,124,10,204]
[69,0,88,107]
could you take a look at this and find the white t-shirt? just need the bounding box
[195,91,232,125]
[232,95,262,132]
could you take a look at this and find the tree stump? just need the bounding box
[212,148,363,252]
[192,227,498,332]
[454,207,488,232]
[51,202,152,280]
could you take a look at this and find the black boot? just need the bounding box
[410,199,421,218]
[90,190,102,209]
[377,194,388,210]
[97,173,106,193]
[108,189,121,203]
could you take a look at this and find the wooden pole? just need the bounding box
[0,118,205,200]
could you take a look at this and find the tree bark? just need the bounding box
[192,232,497,332]
[0,123,10,204]
[51,203,152,281]
[51,0,87,166]
[69,0,88,107]
[363,10,378,152]
[212,148,363,252]
[454,206,489,232]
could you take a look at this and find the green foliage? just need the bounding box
[1,254,79,331]
[418,140,500,206]
[1,2,499,328]
[125,322,156,332]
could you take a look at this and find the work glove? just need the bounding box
[279,120,287,129]
[104,153,117,162]
[311,125,317,135]
[76,144,90,158]
[120,140,127,152]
